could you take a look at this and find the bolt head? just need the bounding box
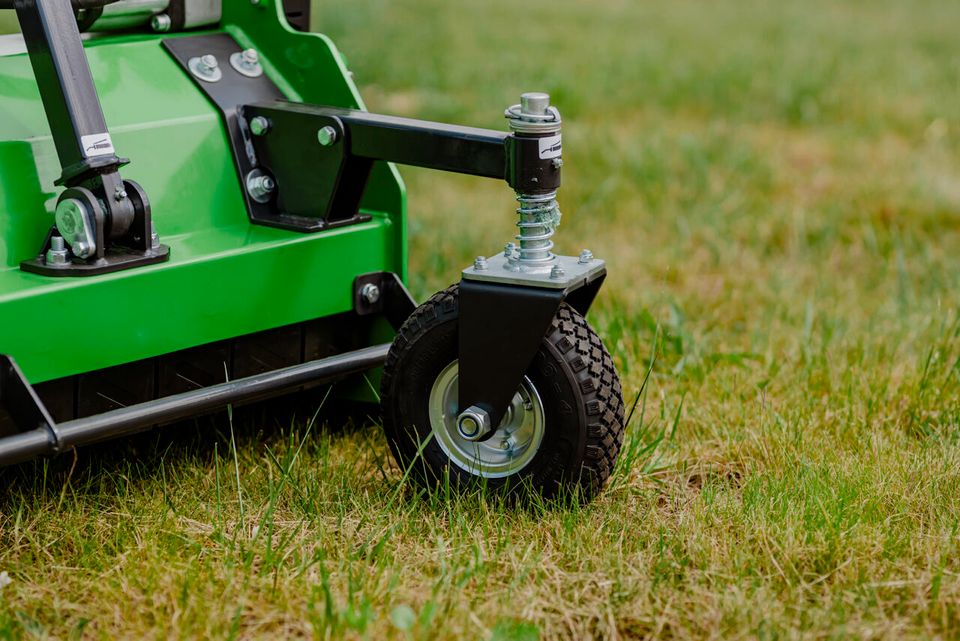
[200,54,218,70]
[73,241,91,259]
[360,283,381,305]
[317,126,339,147]
[521,92,551,116]
[504,242,516,258]
[578,249,594,264]
[550,265,566,279]
[250,116,270,136]
[151,14,171,32]
[473,256,488,271]
[242,49,259,65]
[552,157,564,169]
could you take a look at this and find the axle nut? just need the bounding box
[457,406,493,441]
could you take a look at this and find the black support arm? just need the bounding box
[240,100,561,226]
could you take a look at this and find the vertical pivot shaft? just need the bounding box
[504,92,563,273]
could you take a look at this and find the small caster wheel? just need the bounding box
[380,284,625,502]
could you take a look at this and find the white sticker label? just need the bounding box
[539,134,562,159]
[81,133,116,158]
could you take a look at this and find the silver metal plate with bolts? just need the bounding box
[462,253,606,290]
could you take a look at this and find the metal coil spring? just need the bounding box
[515,191,561,265]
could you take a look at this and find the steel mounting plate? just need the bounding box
[462,253,607,290]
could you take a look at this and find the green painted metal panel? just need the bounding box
[0,7,407,383]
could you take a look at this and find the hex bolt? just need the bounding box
[200,55,218,73]
[504,242,516,258]
[552,157,564,169]
[250,116,271,136]
[247,173,276,201]
[360,283,381,305]
[45,235,69,267]
[317,126,339,147]
[114,187,127,202]
[241,49,259,68]
[578,249,594,264]
[500,439,511,451]
[150,223,160,249]
[550,264,566,279]
[151,13,171,33]
[189,54,222,82]
[457,406,493,441]
[474,256,488,271]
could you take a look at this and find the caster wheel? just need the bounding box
[380,284,625,501]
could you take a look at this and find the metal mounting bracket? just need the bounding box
[457,261,606,430]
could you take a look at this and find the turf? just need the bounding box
[2,0,960,638]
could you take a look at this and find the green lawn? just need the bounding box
[3,0,960,639]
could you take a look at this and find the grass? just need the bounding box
[3,0,960,638]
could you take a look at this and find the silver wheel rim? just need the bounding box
[428,361,545,478]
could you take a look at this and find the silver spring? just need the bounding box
[515,191,560,265]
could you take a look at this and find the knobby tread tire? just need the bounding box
[381,284,625,502]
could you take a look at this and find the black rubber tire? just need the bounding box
[380,284,625,502]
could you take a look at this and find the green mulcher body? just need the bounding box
[0,3,405,387]
[0,0,626,502]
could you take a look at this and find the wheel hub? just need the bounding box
[428,361,545,478]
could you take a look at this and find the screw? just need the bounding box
[250,116,271,136]
[241,49,259,67]
[474,256,488,271]
[578,249,594,264]
[114,187,127,202]
[317,126,338,147]
[200,55,218,73]
[552,157,564,169]
[360,283,381,305]
[45,235,69,266]
[247,173,276,201]
[151,13,171,32]
[550,264,565,279]
[504,242,516,258]
[500,439,511,451]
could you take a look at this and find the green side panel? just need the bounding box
[0,9,407,384]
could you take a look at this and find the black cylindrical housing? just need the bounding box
[506,133,562,195]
